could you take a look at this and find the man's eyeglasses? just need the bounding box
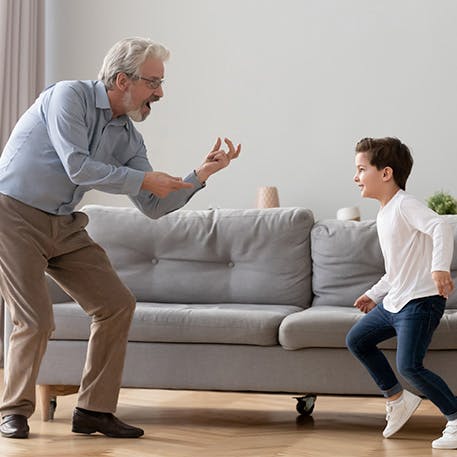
[134,75,164,90]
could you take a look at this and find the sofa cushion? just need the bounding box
[51,302,303,346]
[311,220,385,308]
[312,218,457,309]
[279,306,457,350]
[76,206,314,308]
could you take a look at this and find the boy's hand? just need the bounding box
[353,294,376,313]
[432,271,454,298]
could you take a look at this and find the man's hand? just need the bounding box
[432,270,454,298]
[195,137,241,184]
[354,294,376,313]
[141,171,194,198]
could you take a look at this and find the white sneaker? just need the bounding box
[382,390,422,438]
[432,422,457,449]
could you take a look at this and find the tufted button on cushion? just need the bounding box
[151,258,158,265]
[227,261,234,268]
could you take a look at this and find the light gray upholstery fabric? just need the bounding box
[45,274,73,303]
[80,206,314,308]
[4,206,456,399]
[279,306,457,350]
[312,218,457,309]
[36,341,457,396]
[311,220,385,308]
[51,302,303,346]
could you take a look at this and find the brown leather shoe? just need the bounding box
[72,409,144,438]
[0,415,29,439]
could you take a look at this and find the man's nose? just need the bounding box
[154,85,164,98]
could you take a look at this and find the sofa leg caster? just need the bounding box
[294,394,316,416]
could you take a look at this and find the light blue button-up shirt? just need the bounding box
[0,80,203,216]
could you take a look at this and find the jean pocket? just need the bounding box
[428,299,445,331]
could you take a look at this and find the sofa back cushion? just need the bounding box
[312,217,457,309]
[71,206,314,308]
[311,220,384,307]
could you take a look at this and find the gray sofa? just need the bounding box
[3,205,457,420]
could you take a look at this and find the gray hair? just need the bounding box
[98,37,170,89]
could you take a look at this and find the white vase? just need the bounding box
[336,206,361,221]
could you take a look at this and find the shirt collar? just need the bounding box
[95,80,129,127]
[95,81,111,109]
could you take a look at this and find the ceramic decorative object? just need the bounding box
[336,206,361,221]
[256,186,280,208]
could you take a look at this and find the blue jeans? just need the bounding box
[346,295,457,420]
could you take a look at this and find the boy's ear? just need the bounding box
[382,167,394,182]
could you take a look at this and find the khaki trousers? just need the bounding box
[0,194,135,417]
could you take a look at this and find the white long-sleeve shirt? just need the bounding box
[366,190,454,313]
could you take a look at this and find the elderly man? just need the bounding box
[0,37,240,439]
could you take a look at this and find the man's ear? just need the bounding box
[382,166,394,182]
[115,72,130,92]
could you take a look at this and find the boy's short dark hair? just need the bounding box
[355,137,413,190]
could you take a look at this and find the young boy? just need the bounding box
[346,137,457,449]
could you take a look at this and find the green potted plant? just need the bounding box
[427,191,457,215]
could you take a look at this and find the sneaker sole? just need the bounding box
[383,397,422,438]
[432,440,457,449]
[432,444,457,449]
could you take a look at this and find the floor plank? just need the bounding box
[0,370,453,456]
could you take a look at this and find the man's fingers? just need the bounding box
[224,138,241,160]
[234,144,241,158]
[209,137,241,161]
[166,176,194,190]
[206,151,219,161]
[211,137,222,152]
[224,137,235,154]
[174,180,194,189]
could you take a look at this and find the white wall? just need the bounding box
[45,0,457,220]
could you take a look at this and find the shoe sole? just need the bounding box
[72,425,97,435]
[383,397,422,438]
[1,430,29,439]
[432,441,457,449]
[432,444,457,449]
[72,425,143,438]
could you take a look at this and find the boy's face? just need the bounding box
[354,152,386,200]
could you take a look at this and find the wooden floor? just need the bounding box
[0,371,453,457]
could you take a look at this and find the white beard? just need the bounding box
[126,108,145,122]
[123,90,148,122]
